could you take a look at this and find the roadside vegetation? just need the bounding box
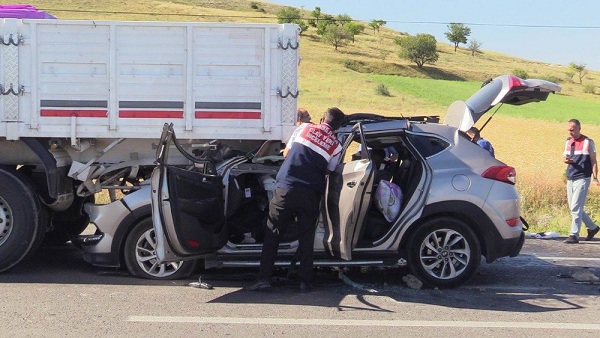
[27,0,600,234]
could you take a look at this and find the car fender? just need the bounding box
[411,200,506,263]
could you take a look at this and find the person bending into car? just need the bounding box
[247,107,346,292]
[283,108,313,158]
[466,126,495,158]
[563,119,600,244]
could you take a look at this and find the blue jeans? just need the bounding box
[567,177,598,237]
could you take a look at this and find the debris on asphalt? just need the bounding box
[402,274,423,290]
[525,232,560,239]
[337,270,378,293]
[189,276,213,289]
[572,270,600,282]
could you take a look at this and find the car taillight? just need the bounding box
[506,217,520,227]
[482,166,516,185]
[508,75,526,89]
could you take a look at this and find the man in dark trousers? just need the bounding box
[247,107,346,292]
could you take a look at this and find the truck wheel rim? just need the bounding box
[419,229,470,280]
[0,196,13,246]
[135,228,184,278]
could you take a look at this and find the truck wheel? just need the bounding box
[0,167,45,272]
[44,194,95,246]
[406,217,481,288]
[123,218,196,280]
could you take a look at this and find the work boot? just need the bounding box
[586,227,600,241]
[564,235,579,244]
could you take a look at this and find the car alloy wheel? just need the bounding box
[407,216,481,288]
[124,218,196,280]
[419,228,470,280]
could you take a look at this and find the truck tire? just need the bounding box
[0,166,46,272]
[123,217,196,280]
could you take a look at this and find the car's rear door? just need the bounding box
[323,123,375,260]
[445,74,561,131]
[151,123,228,263]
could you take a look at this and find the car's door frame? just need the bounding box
[323,122,375,260]
[151,123,229,263]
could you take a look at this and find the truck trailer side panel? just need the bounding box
[1,19,299,142]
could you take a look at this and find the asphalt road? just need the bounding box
[1,238,600,337]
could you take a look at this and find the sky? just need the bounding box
[270,0,600,71]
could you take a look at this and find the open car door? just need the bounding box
[445,74,562,131]
[323,123,375,260]
[151,123,229,263]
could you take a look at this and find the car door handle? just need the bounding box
[347,181,356,188]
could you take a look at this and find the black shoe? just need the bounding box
[299,281,313,293]
[564,235,579,244]
[586,227,600,241]
[246,279,271,291]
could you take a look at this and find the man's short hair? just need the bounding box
[297,108,311,123]
[323,107,345,130]
[568,119,581,127]
[467,126,481,138]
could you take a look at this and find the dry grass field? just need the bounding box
[26,0,600,234]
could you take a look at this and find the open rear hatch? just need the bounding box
[445,74,561,131]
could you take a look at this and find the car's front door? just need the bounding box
[151,123,229,263]
[323,123,375,260]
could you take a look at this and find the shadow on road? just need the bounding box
[1,239,599,314]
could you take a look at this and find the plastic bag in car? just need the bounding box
[374,180,402,222]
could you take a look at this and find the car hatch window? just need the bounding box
[406,133,449,158]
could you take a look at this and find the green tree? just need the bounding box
[467,39,482,56]
[277,7,307,33]
[308,7,321,27]
[316,14,336,36]
[336,13,352,24]
[368,19,386,34]
[569,62,588,84]
[323,24,352,50]
[512,69,529,79]
[395,33,439,68]
[333,14,364,43]
[445,23,471,52]
[345,21,365,42]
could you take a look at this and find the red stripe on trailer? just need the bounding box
[195,111,261,119]
[119,110,184,118]
[40,109,107,117]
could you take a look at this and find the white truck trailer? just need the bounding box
[0,18,299,273]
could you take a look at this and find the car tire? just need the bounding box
[123,217,196,280]
[0,166,46,272]
[407,217,481,288]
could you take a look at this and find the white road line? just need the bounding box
[127,316,600,330]
[535,256,600,261]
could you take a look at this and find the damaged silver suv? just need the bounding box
[82,75,560,288]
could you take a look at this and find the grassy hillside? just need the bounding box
[22,0,600,233]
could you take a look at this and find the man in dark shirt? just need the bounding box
[247,107,346,292]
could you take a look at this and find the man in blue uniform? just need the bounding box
[247,107,346,292]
